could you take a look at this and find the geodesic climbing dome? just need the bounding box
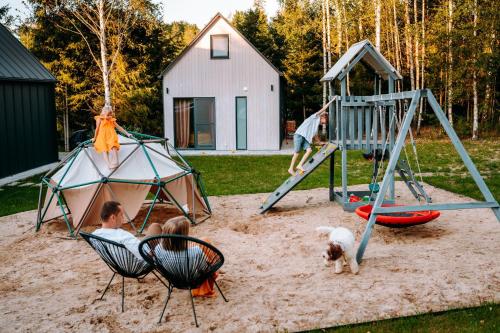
[36,133,211,237]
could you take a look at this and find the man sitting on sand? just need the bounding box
[288,100,333,176]
[92,201,163,261]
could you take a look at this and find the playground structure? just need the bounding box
[36,132,211,237]
[261,40,500,262]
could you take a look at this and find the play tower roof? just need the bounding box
[320,40,402,82]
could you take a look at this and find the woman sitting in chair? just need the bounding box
[153,216,219,297]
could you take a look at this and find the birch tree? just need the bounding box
[416,0,426,134]
[333,0,342,56]
[413,0,420,92]
[58,0,137,109]
[374,0,381,50]
[404,0,415,90]
[325,0,332,97]
[472,0,478,139]
[325,1,332,68]
[392,0,402,92]
[447,0,454,126]
[322,0,327,105]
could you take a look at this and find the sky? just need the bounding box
[5,0,281,28]
[162,0,280,26]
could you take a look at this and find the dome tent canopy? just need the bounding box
[36,133,211,237]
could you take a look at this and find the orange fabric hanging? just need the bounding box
[191,272,218,298]
[191,238,219,298]
[94,115,120,153]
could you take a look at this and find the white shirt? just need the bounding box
[92,228,144,262]
[295,113,320,143]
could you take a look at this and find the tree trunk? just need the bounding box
[392,0,402,83]
[439,68,444,106]
[484,80,491,121]
[492,76,497,125]
[414,0,419,91]
[333,0,342,56]
[326,0,332,97]
[98,0,111,107]
[375,0,381,50]
[64,85,69,152]
[324,0,331,136]
[490,32,496,124]
[302,94,306,121]
[387,5,395,65]
[447,0,453,126]
[483,30,495,124]
[341,0,349,49]
[412,0,421,134]
[472,0,478,139]
[322,0,327,105]
[358,17,363,39]
[341,0,350,95]
[466,97,470,121]
[417,0,426,134]
[404,0,414,90]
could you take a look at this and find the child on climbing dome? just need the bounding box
[92,105,133,170]
[288,100,332,176]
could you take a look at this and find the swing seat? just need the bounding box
[355,204,440,228]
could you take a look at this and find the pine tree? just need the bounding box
[271,0,323,121]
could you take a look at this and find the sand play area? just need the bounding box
[0,182,499,332]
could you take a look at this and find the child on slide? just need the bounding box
[92,105,133,170]
[288,101,332,176]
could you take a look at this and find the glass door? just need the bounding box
[193,97,216,149]
[236,97,247,150]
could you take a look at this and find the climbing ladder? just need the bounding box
[260,143,338,213]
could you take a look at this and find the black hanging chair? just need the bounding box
[80,232,167,312]
[139,235,228,326]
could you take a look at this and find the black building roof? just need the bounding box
[0,24,56,82]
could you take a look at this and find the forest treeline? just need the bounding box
[1,0,498,142]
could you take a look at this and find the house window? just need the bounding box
[210,34,229,59]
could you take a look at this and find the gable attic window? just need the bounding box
[210,34,229,59]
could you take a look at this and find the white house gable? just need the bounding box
[162,14,281,151]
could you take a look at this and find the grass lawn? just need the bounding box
[306,304,499,333]
[0,138,498,332]
[0,173,43,217]
[187,139,499,202]
[1,139,498,217]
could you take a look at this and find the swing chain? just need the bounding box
[396,98,427,203]
[369,103,396,200]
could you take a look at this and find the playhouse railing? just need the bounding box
[329,95,396,152]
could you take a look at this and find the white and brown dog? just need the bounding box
[316,226,359,274]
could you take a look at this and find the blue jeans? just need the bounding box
[293,134,311,153]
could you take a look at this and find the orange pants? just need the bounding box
[147,225,219,298]
[192,238,218,298]
[191,272,218,297]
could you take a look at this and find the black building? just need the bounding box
[0,24,58,178]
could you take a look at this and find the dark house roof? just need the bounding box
[159,13,282,78]
[0,24,57,82]
[321,40,402,82]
